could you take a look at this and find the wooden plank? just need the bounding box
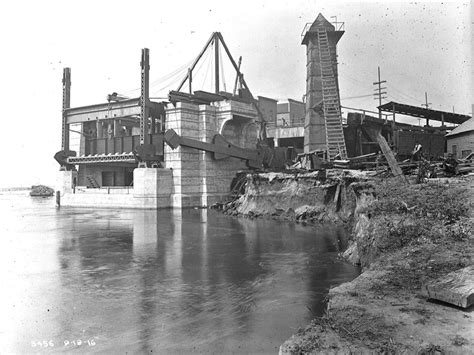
[348,152,377,161]
[164,129,263,168]
[364,127,408,183]
[422,265,474,308]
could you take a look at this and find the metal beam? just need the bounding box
[65,98,143,124]
[233,56,242,95]
[216,33,248,93]
[67,153,136,165]
[140,48,150,145]
[214,35,219,93]
[216,32,267,139]
[188,68,192,94]
[62,68,71,151]
[177,32,216,92]
[164,129,262,168]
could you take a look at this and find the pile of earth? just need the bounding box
[215,169,375,225]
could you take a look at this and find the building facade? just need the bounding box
[446,117,474,158]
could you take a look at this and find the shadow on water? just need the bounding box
[0,194,360,353]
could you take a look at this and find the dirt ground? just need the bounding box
[280,175,474,354]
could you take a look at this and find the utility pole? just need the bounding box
[421,92,431,109]
[421,92,431,126]
[373,66,387,121]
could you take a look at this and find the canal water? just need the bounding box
[0,192,360,354]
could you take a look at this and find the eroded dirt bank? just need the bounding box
[218,171,474,354]
[219,169,372,225]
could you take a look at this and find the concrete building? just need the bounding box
[267,99,305,149]
[301,13,346,157]
[446,117,474,158]
[257,96,277,126]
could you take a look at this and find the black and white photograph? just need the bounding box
[0,0,472,353]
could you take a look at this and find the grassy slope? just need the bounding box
[280,176,473,354]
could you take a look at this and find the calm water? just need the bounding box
[0,192,359,354]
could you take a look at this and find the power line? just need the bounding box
[122,57,195,96]
[340,93,374,100]
[389,85,420,104]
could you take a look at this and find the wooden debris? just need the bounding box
[422,265,474,308]
[364,127,408,184]
[348,152,377,162]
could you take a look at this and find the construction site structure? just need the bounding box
[302,13,347,159]
[54,16,472,209]
[54,33,297,209]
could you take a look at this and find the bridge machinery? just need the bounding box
[54,37,281,208]
[54,48,169,207]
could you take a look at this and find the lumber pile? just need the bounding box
[422,265,474,308]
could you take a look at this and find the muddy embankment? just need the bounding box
[219,169,371,225]
[218,171,474,354]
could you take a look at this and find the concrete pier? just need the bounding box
[57,99,259,209]
[165,100,258,208]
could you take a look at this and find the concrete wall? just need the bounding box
[447,131,474,158]
[268,100,306,147]
[303,32,340,153]
[77,165,130,186]
[305,35,325,153]
[56,170,77,195]
[276,100,305,127]
[57,168,172,209]
[277,112,290,127]
[165,100,256,208]
[288,99,305,126]
[257,96,277,126]
[133,168,172,208]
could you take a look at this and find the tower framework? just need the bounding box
[302,14,347,159]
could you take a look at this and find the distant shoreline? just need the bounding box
[0,187,31,192]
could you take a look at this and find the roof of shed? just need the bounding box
[446,117,474,137]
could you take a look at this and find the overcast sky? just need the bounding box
[0,0,471,188]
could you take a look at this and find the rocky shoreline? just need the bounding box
[217,171,473,354]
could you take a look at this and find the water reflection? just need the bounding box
[0,194,359,353]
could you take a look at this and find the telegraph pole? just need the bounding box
[421,92,431,126]
[373,66,387,121]
[421,92,431,109]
